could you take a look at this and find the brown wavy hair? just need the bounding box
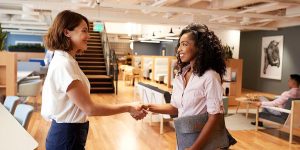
[44,10,89,52]
[176,23,226,79]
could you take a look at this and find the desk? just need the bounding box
[0,103,38,150]
[136,83,171,134]
[17,71,33,83]
[235,97,259,119]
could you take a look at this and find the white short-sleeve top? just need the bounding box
[41,50,90,123]
[170,65,224,117]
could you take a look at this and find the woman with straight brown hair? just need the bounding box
[41,10,147,150]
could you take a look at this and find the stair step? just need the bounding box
[77,56,104,58]
[88,43,101,45]
[84,70,106,72]
[87,48,102,51]
[78,61,105,65]
[89,38,100,41]
[83,51,103,55]
[85,49,102,52]
[89,39,100,42]
[79,60,105,63]
[90,87,114,93]
[86,49,102,52]
[90,82,112,84]
[90,82,113,87]
[83,70,107,75]
[89,36,100,38]
[78,61,105,64]
[88,41,102,45]
[80,65,105,70]
[76,57,104,61]
[87,46,103,51]
[91,87,113,89]
[80,53,104,57]
[86,75,111,79]
[87,45,102,48]
[81,66,106,70]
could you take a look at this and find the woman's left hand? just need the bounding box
[129,104,147,120]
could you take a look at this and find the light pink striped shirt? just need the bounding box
[170,65,224,117]
[262,88,300,108]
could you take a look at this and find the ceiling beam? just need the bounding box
[237,2,292,14]
[2,1,285,19]
[0,20,47,26]
[2,24,48,30]
[3,29,47,36]
[81,9,277,30]
[164,0,182,6]
[268,17,300,28]
[98,1,287,20]
[0,9,39,15]
[210,0,268,9]
[269,0,300,4]
[2,0,284,19]
[182,0,206,6]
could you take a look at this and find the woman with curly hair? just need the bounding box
[142,23,236,150]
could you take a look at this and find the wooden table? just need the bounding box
[0,103,38,150]
[235,97,259,119]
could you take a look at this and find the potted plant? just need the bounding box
[8,44,45,53]
[0,23,8,51]
[223,44,233,59]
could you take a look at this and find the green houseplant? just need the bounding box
[8,44,45,53]
[223,44,233,59]
[0,23,8,51]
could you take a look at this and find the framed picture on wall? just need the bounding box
[260,35,283,80]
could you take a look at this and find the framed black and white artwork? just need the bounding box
[260,35,283,80]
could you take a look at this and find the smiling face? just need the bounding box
[177,32,197,64]
[65,20,90,53]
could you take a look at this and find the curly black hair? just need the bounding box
[176,23,226,79]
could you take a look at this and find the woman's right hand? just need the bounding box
[141,104,151,111]
[129,104,148,120]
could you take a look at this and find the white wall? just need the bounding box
[105,22,142,35]
[104,22,241,58]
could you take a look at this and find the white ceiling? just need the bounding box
[1,0,300,35]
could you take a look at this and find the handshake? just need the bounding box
[128,104,151,120]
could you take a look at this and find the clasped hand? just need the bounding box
[129,104,150,120]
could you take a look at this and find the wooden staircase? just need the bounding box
[76,24,114,93]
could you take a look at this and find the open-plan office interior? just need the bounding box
[1,0,300,150]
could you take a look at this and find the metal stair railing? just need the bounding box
[101,24,118,94]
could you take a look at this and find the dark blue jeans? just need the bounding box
[46,120,89,150]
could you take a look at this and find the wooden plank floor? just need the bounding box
[27,80,300,150]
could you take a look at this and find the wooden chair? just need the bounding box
[123,66,141,86]
[255,98,300,143]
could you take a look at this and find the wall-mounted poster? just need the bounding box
[260,35,283,80]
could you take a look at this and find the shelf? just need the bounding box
[0,85,6,88]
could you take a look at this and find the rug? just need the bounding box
[225,108,263,131]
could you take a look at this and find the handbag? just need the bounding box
[174,113,229,150]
